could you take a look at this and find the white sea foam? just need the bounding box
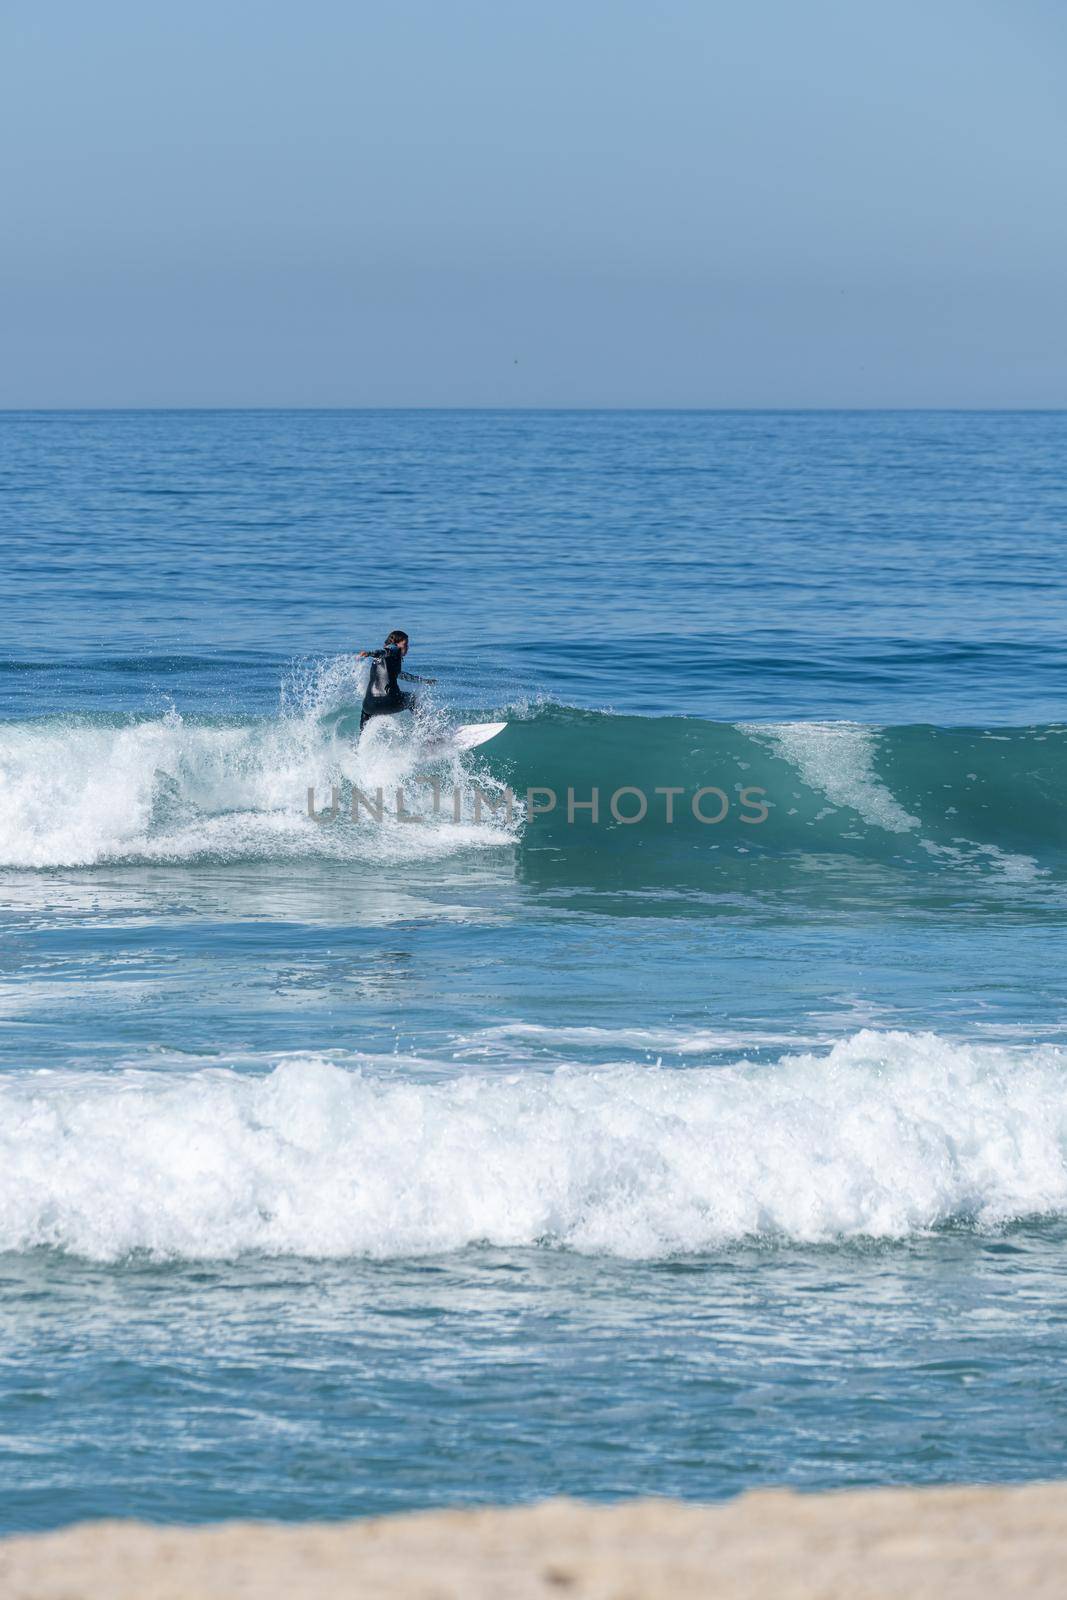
[0,687,515,868]
[2,1031,1065,1261]
[748,721,921,833]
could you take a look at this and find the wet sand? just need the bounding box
[3,1482,1065,1598]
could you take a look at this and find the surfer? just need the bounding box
[357,630,436,733]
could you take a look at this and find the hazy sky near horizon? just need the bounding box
[2,0,1065,407]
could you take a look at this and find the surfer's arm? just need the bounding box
[400,671,436,684]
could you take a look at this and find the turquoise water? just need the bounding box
[2,409,1066,1530]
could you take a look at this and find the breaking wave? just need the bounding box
[2,1031,1065,1261]
[0,657,515,868]
[0,659,1062,876]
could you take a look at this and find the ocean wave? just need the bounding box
[0,705,515,870]
[2,1032,1065,1261]
[504,707,1065,862]
[0,668,1063,872]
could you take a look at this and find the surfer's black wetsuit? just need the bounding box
[359,645,427,731]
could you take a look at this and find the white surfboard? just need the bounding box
[422,721,507,759]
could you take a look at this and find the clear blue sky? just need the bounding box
[2,0,1064,407]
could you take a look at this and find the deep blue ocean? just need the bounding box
[2,409,1066,1532]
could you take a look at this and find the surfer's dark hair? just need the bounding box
[385,630,409,646]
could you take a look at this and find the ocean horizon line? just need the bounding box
[3,403,1067,416]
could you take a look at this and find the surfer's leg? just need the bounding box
[359,700,410,736]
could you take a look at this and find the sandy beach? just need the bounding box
[2,1482,1065,1599]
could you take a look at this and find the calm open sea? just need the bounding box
[1,409,1066,1531]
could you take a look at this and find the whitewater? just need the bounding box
[2,1032,1065,1261]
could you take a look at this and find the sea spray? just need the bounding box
[0,704,514,869]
